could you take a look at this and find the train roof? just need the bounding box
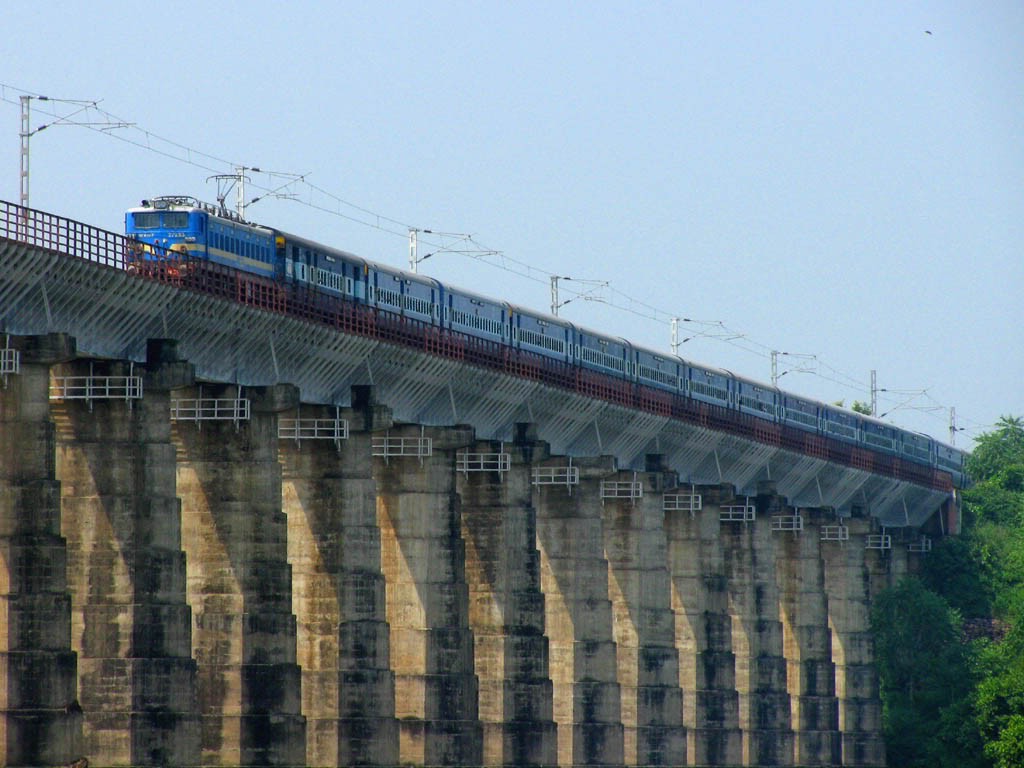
[277,229,366,265]
[505,302,576,329]
[128,196,275,233]
[446,285,510,309]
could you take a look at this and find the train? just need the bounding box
[125,195,967,488]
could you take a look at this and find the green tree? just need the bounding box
[872,577,982,767]
[976,620,1024,768]
[852,399,872,415]
[927,416,1024,616]
[922,535,993,618]
[966,483,1024,528]
[967,416,1024,484]
[958,415,1024,766]
[987,715,1024,768]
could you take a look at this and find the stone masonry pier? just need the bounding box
[0,334,941,767]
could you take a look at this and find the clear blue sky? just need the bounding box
[4,1,1022,447]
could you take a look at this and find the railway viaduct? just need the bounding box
[0,202,957,767]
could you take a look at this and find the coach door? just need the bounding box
[292,245,315,286]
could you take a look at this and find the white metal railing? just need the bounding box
[457,451,511,475]
[600,480,643,501]
[820,524,850,542]
[770,514,804,532]
[866,533,892,550]
[663,491,702,514]
[532,465,580,490]
[720,504,756,522]
[1,348,19,376]
[50,375,142,401]
[171,397,250,422]
[279,417,349,442]
[908,536,932,553]
[372,435,432,459]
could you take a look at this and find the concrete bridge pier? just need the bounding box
[373,424,483,766]
[456,431,557,766]
[868,535,909,588]
[173,382,306,766]
[821,516,884,766]
[0,333,82,767]
[52,341,200,766]
[534,456,624,767]
[600,462,685,766]
[778,510,841,766]
[723,483,794,766]
[665,483,742,766]
[278,393,399,768]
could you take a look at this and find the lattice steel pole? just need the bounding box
[19,95,30,209]
[409,228,419,273]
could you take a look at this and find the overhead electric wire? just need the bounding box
[1,81,977,439]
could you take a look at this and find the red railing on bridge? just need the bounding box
[0,199,954,495]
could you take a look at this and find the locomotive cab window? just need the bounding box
[163,212,189,229]
[132,213,161,229]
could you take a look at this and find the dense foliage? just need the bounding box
[872,416,1024,767]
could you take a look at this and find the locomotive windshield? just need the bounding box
[130,211,191,229]
[132,212,160,229]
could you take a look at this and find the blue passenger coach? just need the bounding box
[736,376,780,419]
[445,288,509,343]
[510,305,573,362]
[686,365,734,408]
[635,346,682,390]
[575,328,632,377]
[368,264,442,323]
[285,233,365,300]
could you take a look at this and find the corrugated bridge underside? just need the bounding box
[0,235,950,528]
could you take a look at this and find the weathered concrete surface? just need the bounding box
[279,398,399,767]
[723,484,794,766]
[665,484,743,766]
[601,464,686,767]
[535,456,625,767]
[54,349,200,765]
[821,516,883,767]
[778,510,842,766]
[457,434,558,767]
[373,424,483,766]
[173,383,306,766]
[0,335,82,767]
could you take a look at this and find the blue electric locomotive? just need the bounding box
[126,196,277,277]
